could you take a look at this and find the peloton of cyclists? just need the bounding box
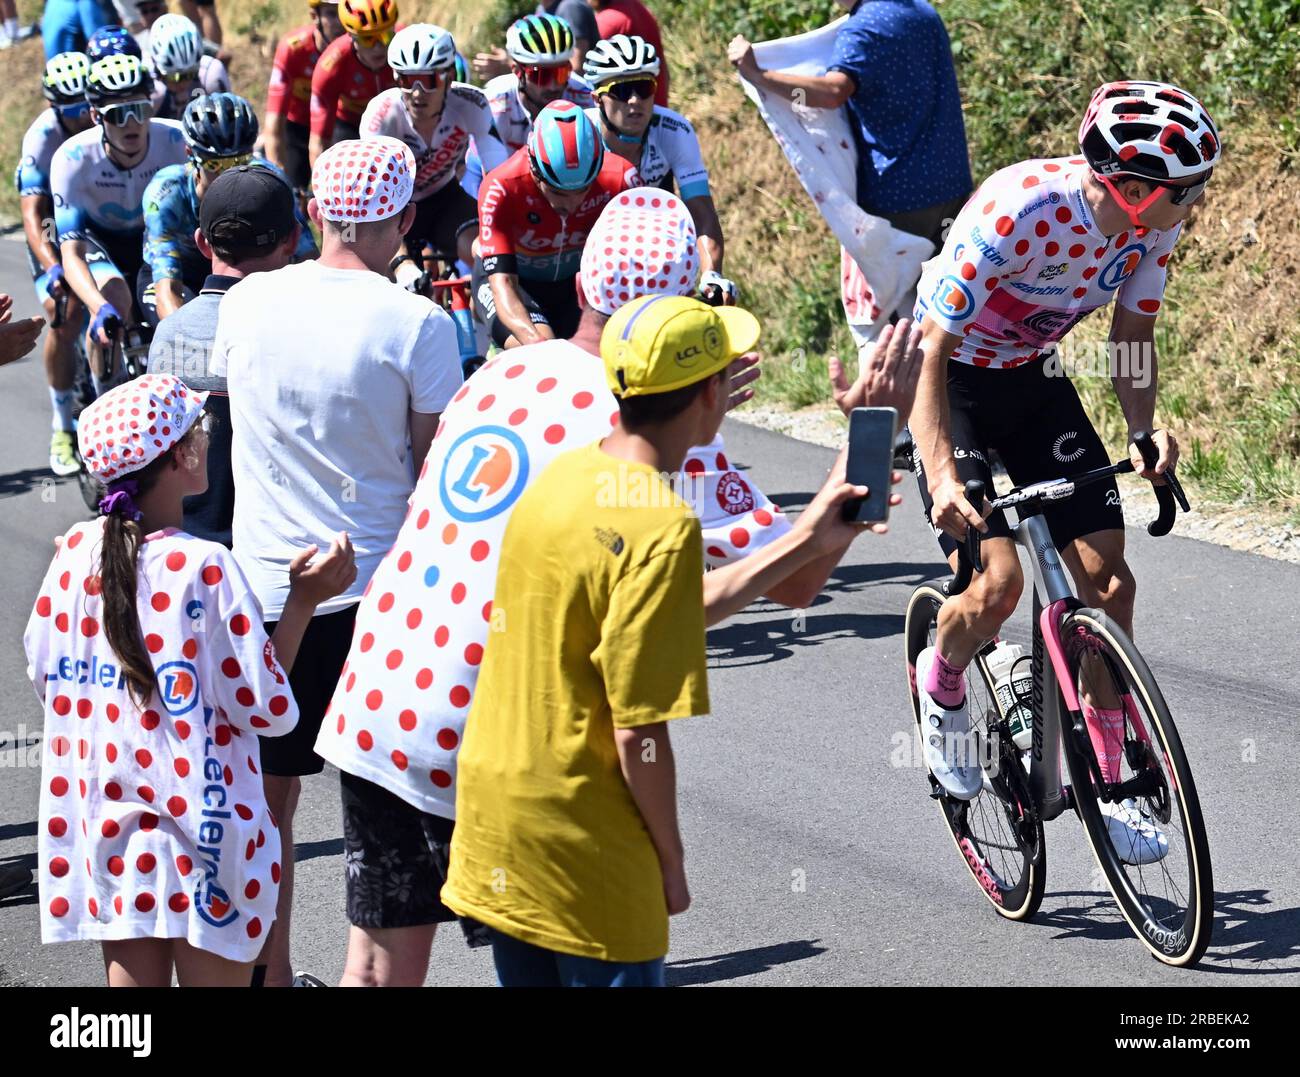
[361,24,508,275]
[15,52,98,477]
[583,34,736,304]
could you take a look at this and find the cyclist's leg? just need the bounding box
[426,182,479,272]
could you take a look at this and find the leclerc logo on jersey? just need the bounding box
[439,426,531,524]
[1099,244,1147,292]
[156,660,199,716]
[932,276,975,320]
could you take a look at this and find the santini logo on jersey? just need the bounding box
[967,225,1009,267]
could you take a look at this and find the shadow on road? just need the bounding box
[827,559,951,594]
[0,820,36,842]
[1196,890,1300,975]
[708,611,903,667]
[665,938,827,986]
[295,837,344,863]
[0,857,36,908]
[0,467,62,500]
[1038,889,1136,944]
[765,491,816,512]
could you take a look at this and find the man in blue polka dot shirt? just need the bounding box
[729,0,972,252]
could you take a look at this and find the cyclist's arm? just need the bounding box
[154,279,187,320]
[910,318,963,493]
[262,108,287,171]
[20,194,59,275]
[1108,304,1175,476]
[308,64,340,166]
[489,273,552,347]
[685,194,724,275]
[58,239,108,316]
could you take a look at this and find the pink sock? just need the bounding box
[1085,706,1125,783]
[925,652,966,707]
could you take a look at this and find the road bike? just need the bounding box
[901,432,1213,966]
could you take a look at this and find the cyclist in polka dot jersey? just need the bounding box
[907,82,1220,819]
[24,375,356,986]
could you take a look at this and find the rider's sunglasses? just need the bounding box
[351,29,394,49]
[600,78,657,103]
[98,100,150,127]
[57,101,91,120]
[521,63,570,89]
[163,67,200,85]
[195,152,253,174]
[1148,168,1213,205]
[396,69,452,92]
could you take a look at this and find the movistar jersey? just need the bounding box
[914,157,1180,369]
[15,108,76,199]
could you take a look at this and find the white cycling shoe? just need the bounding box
[1101,798,1169,865]
[915,647,983,801]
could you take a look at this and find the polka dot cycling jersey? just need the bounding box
[23,522,298,963]
[586,105,711,201]
[484,72,594,154]
[360,86,510,203]
[313,338,791,819]
[914,157,1181,369]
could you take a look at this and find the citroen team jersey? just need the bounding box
[587,105,711,200]
[483,72,594,153]
[914,156,1180,369]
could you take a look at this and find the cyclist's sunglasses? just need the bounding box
[396,69,452,92]
[351,29,395,49]
[56,101,91,120]
[599,78,657,103]
[98,100,150,127]
[520,63,570,89]
[1148,168,1213,205]
[163,68,200,85]
[194,152,253,174]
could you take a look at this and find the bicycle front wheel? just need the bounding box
[1057,608,1213,967]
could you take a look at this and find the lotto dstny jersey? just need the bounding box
[477,147,638,281]
[914,156,1180,369]
[483,72,594,153]
[360,86,510,203]
[150,56,232,121]
[51,121,189,243]
[313,338,791,819]
[15,109,77,200]
[142,157,319,287]
[587,104,711,201]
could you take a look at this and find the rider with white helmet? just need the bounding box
[149,13,231,120]
[584,34,736,304]
[361,24,509,272]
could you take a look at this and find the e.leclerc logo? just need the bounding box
[156,660,199,716]
[1099,243,1147,291]
[931,275,975,320]
[439,426,531,523]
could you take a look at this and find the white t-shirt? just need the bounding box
[360,85,510,202]
[24,521,297,963]
[314,339,791,818]
[210,261,463,619]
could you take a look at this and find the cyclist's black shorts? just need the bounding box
[913,355,1124,559]
[470,259,581,348]
[403,181,478,264]
[283,119,311,192]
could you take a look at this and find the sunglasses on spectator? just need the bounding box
[163,67,200,85]
[600,78,656,103]
[351,29,394,48]
[1148,168,1213,205]
[98,100,150,127]
[396,69,452,92]
[194,152,253,174]
[520,63,570,89]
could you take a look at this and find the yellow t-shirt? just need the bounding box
[441,441,710,963]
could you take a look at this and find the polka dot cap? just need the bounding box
[77,374,208,484]
[311,136,415,224]
[580,187,699,315]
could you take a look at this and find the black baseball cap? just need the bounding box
[200,165,296,253]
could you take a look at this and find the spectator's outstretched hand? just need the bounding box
[829,318,923,422]
[0,294,43,368]
[725,352,761,412]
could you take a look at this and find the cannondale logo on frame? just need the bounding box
[1053,431,1085,464]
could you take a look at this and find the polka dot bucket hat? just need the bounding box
[311,135,416,223]
[77,374,208,483]
[581,187,699,315]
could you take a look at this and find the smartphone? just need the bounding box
[842,407,899,523]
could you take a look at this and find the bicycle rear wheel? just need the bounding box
[905,584,1046,921]
[1057,608,1213,967]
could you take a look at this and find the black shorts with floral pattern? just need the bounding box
[339,769,488,944]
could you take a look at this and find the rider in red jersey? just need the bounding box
[308,0,399,164]
[473,100,637,348]
[264,0,344,192]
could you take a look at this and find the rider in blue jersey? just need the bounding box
[141,93,318,321]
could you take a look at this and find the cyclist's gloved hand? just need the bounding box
[43,264,65,300]
[700,271,739,306]
[90,302,123,345]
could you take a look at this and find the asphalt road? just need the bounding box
[1,235,1297,986]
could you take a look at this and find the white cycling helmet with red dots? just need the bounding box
[580,187,699,314]
[77,374,208,484]
[311,136,415,223]
[1079,81,1221,181]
